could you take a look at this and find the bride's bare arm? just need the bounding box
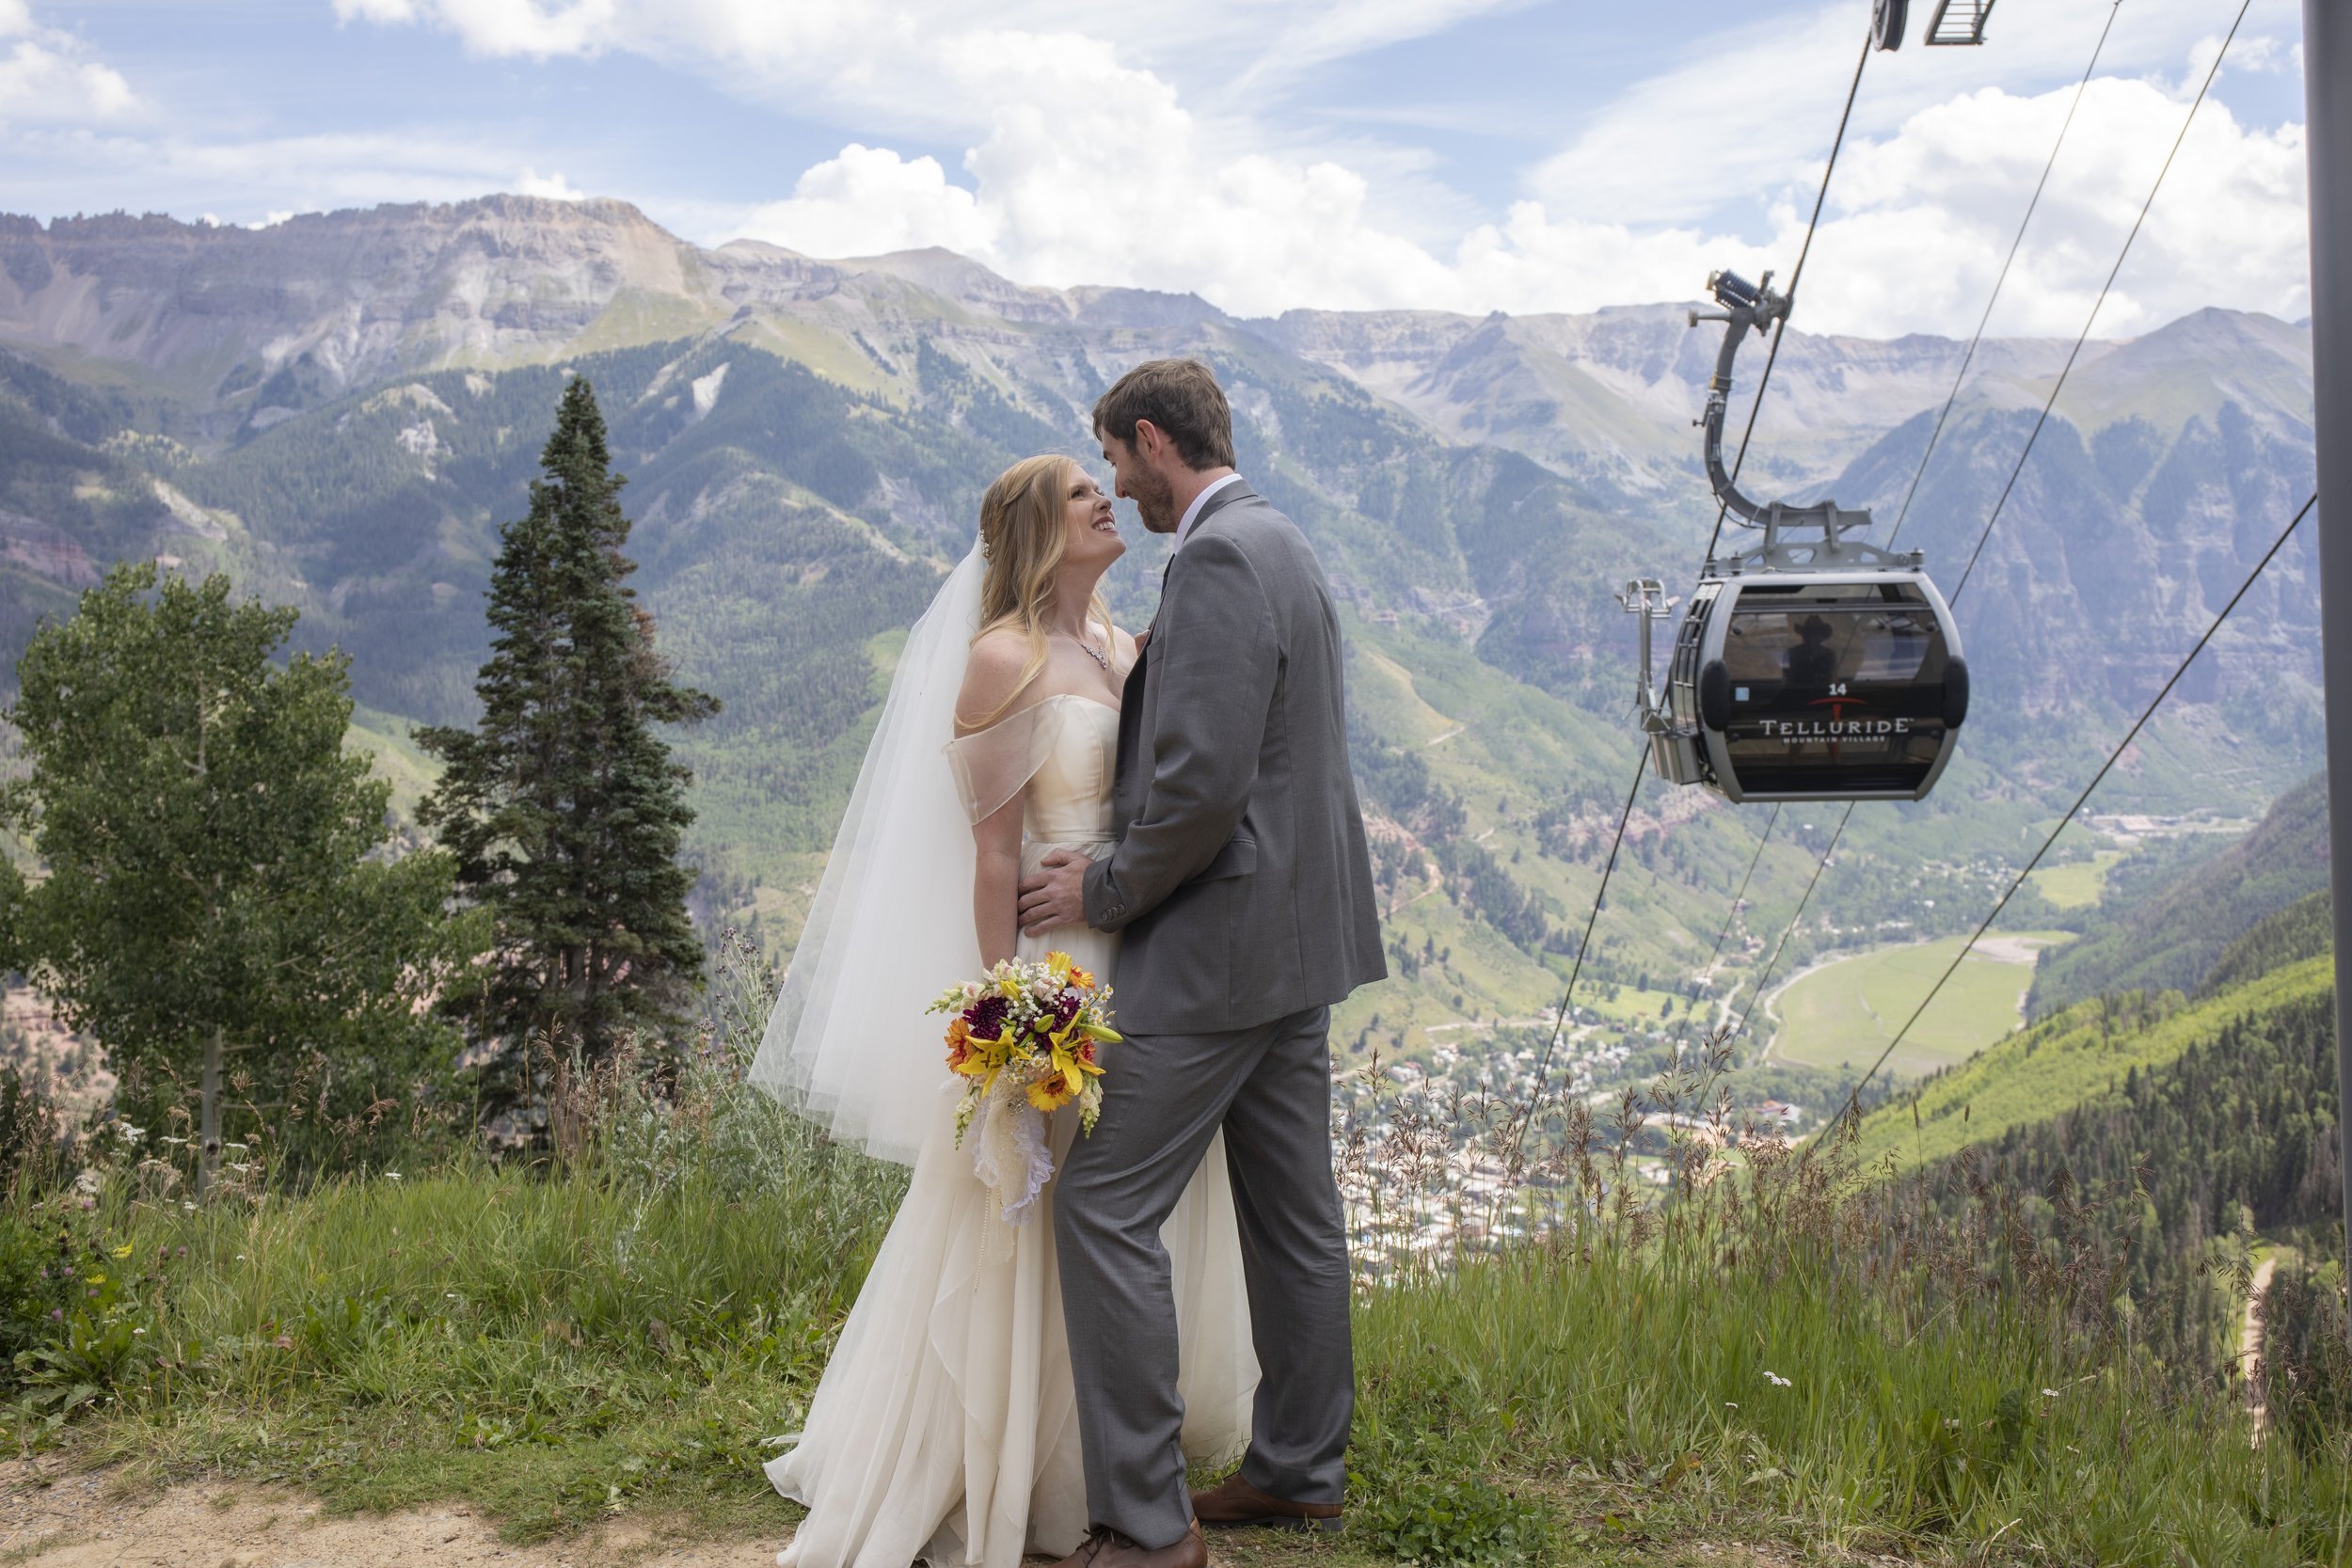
[957,631,1032,968]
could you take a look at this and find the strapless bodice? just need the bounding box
[1016,694,1120,850]
[947,691,1120,859]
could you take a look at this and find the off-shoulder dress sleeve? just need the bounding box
[945,699,1065,825]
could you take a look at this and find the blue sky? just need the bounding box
[0,0,2312,337]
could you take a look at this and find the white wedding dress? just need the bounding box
[767,691,1260,1567]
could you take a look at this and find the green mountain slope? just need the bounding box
[1854,953,2335,1173]
[2026,772,2329,1016]
[0,200,2330,1101]
[2200,888,2333,997]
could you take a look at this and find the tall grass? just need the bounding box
[3,936,907,1536]
[4,947,2350,1562]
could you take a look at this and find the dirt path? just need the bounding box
[0,1456,787,1568]
[2243,1254,2279,1446]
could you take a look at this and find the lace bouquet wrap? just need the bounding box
[929,952,1119,1226]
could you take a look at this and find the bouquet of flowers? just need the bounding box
[929,952,1119,1225]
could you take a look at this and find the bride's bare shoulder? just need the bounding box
[956,628,1034,734]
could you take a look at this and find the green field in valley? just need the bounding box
[2027,848,2124,910]
[1764,931,2072,1080]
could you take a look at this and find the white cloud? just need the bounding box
[0,37,136,124]
[515,166,585,200]
[725,58,2304,338]
[330,0,618,57]
[0,1,30,40]
[1789,78,2309,337]
[0,124,564,219]
[318,0,2308,339]
[739,144,990,259]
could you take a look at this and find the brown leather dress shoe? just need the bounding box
[1047,1518,1209,1568]
[1190,1472,1344,1532]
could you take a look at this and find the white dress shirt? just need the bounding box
[1170,472,1244,553]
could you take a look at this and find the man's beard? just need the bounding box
[1130,467,1179,533]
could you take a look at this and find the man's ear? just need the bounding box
[1131,419,1167,462]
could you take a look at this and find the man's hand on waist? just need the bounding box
[1017,849,1091,936]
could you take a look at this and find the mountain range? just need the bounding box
[0,195,2326,1083]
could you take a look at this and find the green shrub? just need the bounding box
[1350,1427,1552,1565]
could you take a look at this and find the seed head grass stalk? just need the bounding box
[3,941,2349,1562]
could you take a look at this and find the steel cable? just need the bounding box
[1886,0,2124,546]
[1950,0,2250,597]
[1822,491,2317,1138]
[1702,26,1876,566]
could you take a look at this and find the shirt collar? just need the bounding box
[1171,473,1244,553]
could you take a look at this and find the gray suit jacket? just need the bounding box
[1083,483,1386,1035]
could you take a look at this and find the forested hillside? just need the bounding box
[2027,772,2329,1016]
[0,198,2328,1092]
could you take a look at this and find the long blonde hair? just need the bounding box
[967,455,1113,727]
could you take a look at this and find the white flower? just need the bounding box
[386,1172,404,1181]
[2041,1387,2060,1399]
[1763,1371,1791,1387]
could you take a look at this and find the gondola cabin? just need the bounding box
[1648,569,1967,802]
[1623,265,1971,805]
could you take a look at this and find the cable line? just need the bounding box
[1951,0,2249,597]
[1730,810,1849,1051]
[1702,25,1875,565]
[1506,749,1649,1162]
[1676,802,1781,1058]
[1823,490,2317,1137]
[1722,0,2238,1094]
[1886,0,2123,546]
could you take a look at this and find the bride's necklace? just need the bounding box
[1060,628,1110,672]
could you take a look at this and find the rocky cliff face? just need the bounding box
[0,194,2319,763]
[9,198,2296,504]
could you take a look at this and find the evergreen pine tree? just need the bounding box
[418,379,717,1105]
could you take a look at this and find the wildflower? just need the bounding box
[1026,1068,1080,1114]
[132,1327,145,1336]
[1763,1371,1790,1387]
[1724,1402,1739,1409]
[2040,1388,2060,1399]
[386,1172,404,1181]
[49,1308,61,1322]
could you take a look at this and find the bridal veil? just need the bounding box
[750,541,988,1164]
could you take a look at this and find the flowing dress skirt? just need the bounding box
[768,845,1258,1567]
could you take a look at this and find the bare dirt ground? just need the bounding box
[0,1455,1882,1568]
[0,1455,787,1568]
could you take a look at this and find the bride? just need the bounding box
[750,454,1258,1566]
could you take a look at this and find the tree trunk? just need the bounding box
[199,1022,222,1197]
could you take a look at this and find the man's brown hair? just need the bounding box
[1091,358,1236,471]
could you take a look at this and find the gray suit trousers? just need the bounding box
[1054,1004,1354,1546]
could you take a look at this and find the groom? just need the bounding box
[1017,358,1386,1564]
